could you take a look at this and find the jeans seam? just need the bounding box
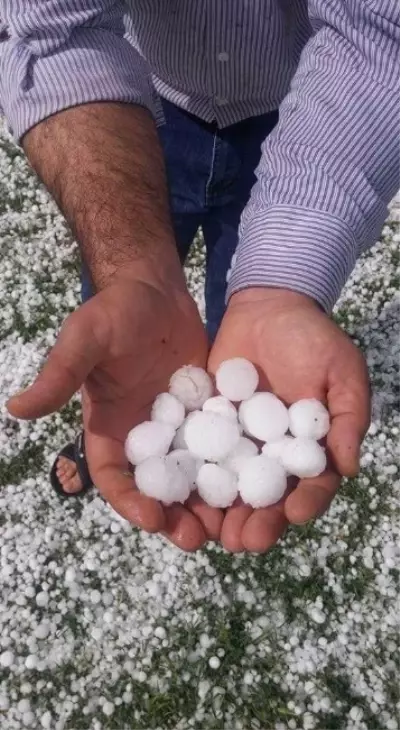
[205,129,218,208]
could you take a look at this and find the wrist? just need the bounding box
[228,287,321,312]
[95,245,187,294]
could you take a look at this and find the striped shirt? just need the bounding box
[0,1,399,310]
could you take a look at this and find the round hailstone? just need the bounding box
[239,392,289,442]
[184,411,241,462]
[262,436,295,467]
[135,455,190,505]
[203,395,238,422]
[288,399,330,440]
[281,437,327,478]
[151,392,185,429]
[223,436,259,474]
[166,449,204,491]
[0,650,14,668]
[215,358,259,401]
[172,411,200,449]
[169,365,213,410]
[238,455,287,508]
[196,463,238,508]
[125,421,175,466]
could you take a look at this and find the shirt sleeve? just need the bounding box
[0,1,162,142]
[229,0,400,312]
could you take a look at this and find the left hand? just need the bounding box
[208,287,370,553]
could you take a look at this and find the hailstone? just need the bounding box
[238,455,287,508]
[151,392,185,429]
[223,436,259,474]
[281,437,327,478]
[215,358,259,401]
[184,410,241,462]
[172,410,200,449]
[135,455,190,505]
[239,392,289,442]
[125,421,175,466]
[167,449,203,491]
[169,365,213,410]
[196,463,238,508]
[288,399,330,440]
[262,435,295,468]
[203,395,238,422]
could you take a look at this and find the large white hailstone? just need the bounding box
[184,410,241,462]
[239,392,289,442]
[281,437,327,478]
[167,449,203,491]
[223,436,259,474]
[151,392,185,429]
[196,463,238,508]
[169,365,213,410]
[238,455,287,508]
[262,435,295,468]
[288,398,330,440]
[202,395,238,422]
[125,421,175,466]
[135,455,190,505]
[172,411,200,449]
[215,358,259,401]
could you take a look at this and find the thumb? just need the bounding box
[7,307,104,420]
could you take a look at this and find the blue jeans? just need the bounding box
[82,100,278,340]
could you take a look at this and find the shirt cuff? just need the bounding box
[227,205,358,312]
[0,27,162,142]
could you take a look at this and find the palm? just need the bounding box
[208,290,370,553]
[8,277,223,551]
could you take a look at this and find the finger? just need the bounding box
[185,493,224,541]
[327,358,370,477]
[162,504,207,552]
[327,413,368,477]
[7,307,103,420]
[241,501,288,553]
[284,469,341,524]
[220,503,253,552]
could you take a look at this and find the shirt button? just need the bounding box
[217,52,229,62]
[215,96,228,107]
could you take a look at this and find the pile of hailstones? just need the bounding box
[125,359,329,509]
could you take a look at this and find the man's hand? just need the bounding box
[8,102,226,550]
[7,268,224,551]
[208,288,370,553]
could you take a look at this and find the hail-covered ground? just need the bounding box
[0,120,399,730]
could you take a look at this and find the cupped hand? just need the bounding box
[208,288,370,553]
[7,266,224,551]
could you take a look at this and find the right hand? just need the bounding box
[6,265,223,551]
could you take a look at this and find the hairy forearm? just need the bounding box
[23,103,181,289]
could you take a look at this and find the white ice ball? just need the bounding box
[238,455,287,508]
[172,410,200,449]
[223,436,259,474]
[169,365,213,410]
[215,358,259,401]
[151,392,185,429]
[281,437,327,478]
[125,421,175,466]
[166,449,204,491]
[196,463,238,508]
[184,411,241,462]
[262,436,295,469]
[288,399,330,440]
[239,392,289,442]
[203,395,238,422]
[135,456,190,505]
